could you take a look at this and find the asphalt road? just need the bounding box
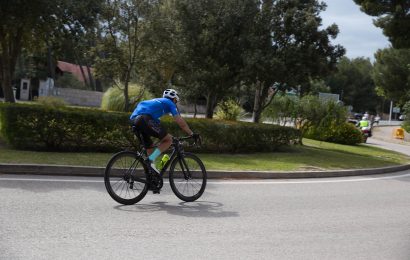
[1,173,410,260]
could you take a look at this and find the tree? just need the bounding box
[354,0,410,48]
[172,0,256,118]
[0,0,51,102]
[136,0,184,96]
[94,0,153,111]
[372,48,410,105]
[0,0,106,102]
[243,0,345,122]
[326,57,381,113]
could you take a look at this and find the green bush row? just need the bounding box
[0,103,301,153]
[304,122,363,145]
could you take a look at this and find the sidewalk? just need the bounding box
[368,125,409,155]
[366,138,410,156]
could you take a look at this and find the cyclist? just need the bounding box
[130,89,195,173]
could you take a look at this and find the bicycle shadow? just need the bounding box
[114,201,239,218]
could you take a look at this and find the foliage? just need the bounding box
[101,83,153,112]
[136,0,185,96]
[94,0,153,111]
[402,100,410,133]
[0,0,104,102]
[304,122,363,145]
[373,48,410,105]
[242,0,345,122]
[262,94,298,126]
[263,94,358,144]
[214,99,244,121]
[55,73,86,90]
[35,96,67,108]
[326,57,381,113]
[0,103,134,152]
[0,103,300,153]
[402,121,410,133]
[354,0,410,48]
[173,0,256,118]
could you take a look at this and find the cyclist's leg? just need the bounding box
[145,117,172,160]
[131,115,155,152]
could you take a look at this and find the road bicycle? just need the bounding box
[104,127,207,205]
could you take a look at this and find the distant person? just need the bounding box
[358,116,372,137]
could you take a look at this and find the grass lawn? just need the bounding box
[0,138,409,171]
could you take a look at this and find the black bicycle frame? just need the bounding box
[158,140,191,178]
[130,138,192,184]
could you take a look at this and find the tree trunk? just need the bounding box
[1,65,15,102]
[193,102,197,118]
[252,83,263,123]
[95,79,103,92]
[78,63,89,88]
[123,69,131,112]
[0,27,23,103]
[85,63,95,91]
[205,92,216,119]
[73,52,89,89]
[46,39,55,79]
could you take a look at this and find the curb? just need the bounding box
[1,163,410,179]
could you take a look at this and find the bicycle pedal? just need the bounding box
[152,190,160,194]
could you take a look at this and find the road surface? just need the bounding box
[1,173,409,260]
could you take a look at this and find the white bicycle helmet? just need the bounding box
[163,89,180,102]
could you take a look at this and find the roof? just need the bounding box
[56,61,94,83]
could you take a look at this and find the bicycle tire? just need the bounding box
[169,152,207,202]
[104,151,149,205]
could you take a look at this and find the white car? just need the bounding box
[399,114,407,121]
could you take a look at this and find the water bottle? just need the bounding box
[159,154,170,169]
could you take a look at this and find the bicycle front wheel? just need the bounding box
[169,153,207,202]
[104,151,149,205]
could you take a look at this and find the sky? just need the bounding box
[320,0,390,61]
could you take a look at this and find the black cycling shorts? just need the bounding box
[131,115,168,148]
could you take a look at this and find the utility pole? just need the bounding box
[389,100,393,124]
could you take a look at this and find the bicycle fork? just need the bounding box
[178,156,192,180]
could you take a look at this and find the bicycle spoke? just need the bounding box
[169,153,207,202]
[104,151,149,205]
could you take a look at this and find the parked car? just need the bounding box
[399,114,407,121]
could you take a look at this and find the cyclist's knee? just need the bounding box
[162,134,172,143]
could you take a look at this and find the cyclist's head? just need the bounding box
[163,89,180,103]
[362,116,368,120]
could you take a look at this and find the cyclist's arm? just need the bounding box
[174,115,193,135]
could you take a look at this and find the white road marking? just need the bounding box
[0,172,410,184]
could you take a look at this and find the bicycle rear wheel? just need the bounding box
[169,153,207,202]
[104,151,149,205]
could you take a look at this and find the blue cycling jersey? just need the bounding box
[130,98,179,122]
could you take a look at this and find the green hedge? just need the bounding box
[304,122,363,145]
[0,103,300,153]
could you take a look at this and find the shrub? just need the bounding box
[262,94,298,126]
[0,103,301,153]
[55,73,86,89]
[214,99,244,121]
[264,94,356,144]
[101,83,153,112]
[35,96,67,108]
[402,101,410,133]
[304,122,363,145]
[403,121,410,133]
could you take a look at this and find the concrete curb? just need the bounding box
[1,163,410,179]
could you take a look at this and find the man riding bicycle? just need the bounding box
[130,89,196,173]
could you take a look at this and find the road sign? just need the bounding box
[392,107,400,113]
